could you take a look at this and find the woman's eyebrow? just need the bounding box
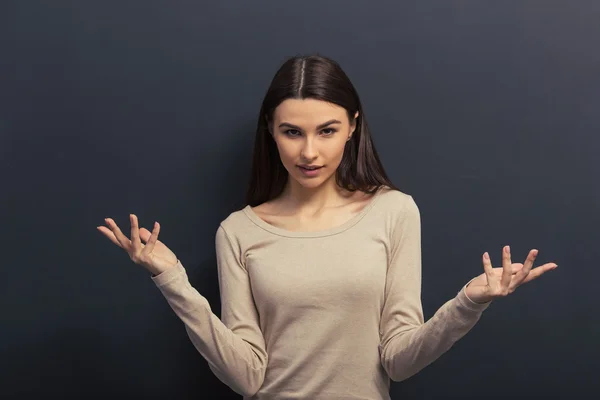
[278,119,342,130]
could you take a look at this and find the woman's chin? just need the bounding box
[289,172,335,189]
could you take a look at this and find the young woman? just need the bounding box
[98,55,557,400]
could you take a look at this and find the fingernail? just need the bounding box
[506,245,510,253]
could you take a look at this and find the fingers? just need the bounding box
[138,227,153,243]
[509,249,537,290]
[520,262,558,284]
[483,264,524,277]
[104,218,131,250]
[479,246,558,299]
[97,225,122,248]
[98,216,156,247]
[482,251,494,279]
[501,246,512,292]
[141,221,160,257]
[522,249,537,276]
[493,264,524,274]
[98,216,161,265]
[130,214,142,256]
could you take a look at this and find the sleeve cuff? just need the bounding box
[456,277,492,312]
[150,259,186,287]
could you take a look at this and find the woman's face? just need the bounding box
[270,98,358,190]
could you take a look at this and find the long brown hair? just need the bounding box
[245,54,399,207]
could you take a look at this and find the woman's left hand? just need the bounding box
[465,246,558,304]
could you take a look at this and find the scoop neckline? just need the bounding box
[242,186,387,238]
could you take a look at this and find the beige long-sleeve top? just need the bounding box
[151,187,491,399]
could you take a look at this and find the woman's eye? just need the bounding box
[283,128,336,136]
[284,129,301,136]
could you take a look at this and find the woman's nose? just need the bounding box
[300,139,318,160]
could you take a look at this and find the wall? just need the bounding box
[1,1,597,398]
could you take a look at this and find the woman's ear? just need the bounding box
[350,111,360,134]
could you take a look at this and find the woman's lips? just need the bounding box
[298,165,322,177]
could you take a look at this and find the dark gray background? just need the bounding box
[1,1,598,398]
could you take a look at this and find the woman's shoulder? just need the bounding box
[377,185,416,206]
[218,205,252,230]
[374,185,420,220]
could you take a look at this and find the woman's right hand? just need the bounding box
[97,214,178,276]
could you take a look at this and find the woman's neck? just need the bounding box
[278,179,353,214]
